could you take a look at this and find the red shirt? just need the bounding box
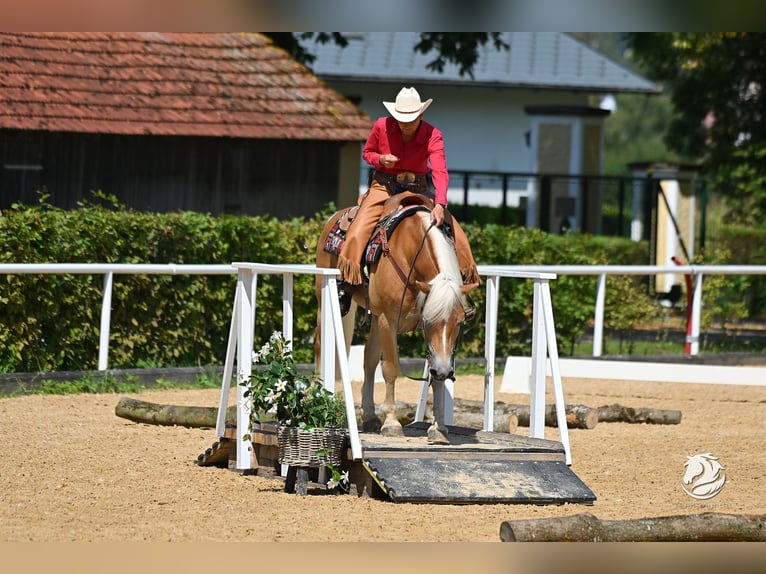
[362,116,449,205]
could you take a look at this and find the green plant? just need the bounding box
[319,456,350,493]
[241,331,347,430]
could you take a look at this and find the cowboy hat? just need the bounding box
[383,87,433,122]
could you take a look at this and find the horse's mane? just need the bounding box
[413,212,465,325]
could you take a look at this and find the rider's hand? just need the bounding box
[379,154,399,169]
[431,204,445,227]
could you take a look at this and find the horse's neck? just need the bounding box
[394,213,439,279]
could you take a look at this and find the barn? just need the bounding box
[0,32,372,217]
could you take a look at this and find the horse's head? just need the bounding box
[416,274,478,381]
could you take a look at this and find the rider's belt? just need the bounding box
[373,170,428,195]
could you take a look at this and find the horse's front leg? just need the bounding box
[378,316,404,437]
[428,377,450,444]
[361,320,381,432]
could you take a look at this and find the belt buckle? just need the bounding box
[396,172,416,185]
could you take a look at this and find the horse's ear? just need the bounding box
[461,283,479,295]
[415,280,432,294]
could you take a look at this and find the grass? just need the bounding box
[0,369,224,398]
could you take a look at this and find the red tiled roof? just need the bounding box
[0,32,372,140]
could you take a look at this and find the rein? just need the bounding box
[392,219,434,383]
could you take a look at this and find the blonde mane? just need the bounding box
[415,212,465,325]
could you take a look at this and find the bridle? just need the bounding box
[384,217,472,384]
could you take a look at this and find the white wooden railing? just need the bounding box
[490,265,766,356]
[0,263,235,370]
[2,263,765,371]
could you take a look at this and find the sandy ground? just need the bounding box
[0,374,764,543]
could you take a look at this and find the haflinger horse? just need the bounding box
[315,192,478,444]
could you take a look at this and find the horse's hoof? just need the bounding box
[362,419,382,433]
[381,424,404,438]
[427,426,450,445]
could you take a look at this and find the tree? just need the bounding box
[265,32,509,79]
[626,33,766,224]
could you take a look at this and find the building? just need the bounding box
[0,32,372,218]
[301,32,660,231]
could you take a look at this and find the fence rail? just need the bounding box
[480,264,766,356]
[0,263,236,370]
[2,263,766,371]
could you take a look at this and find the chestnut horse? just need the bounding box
[315,194,478,443]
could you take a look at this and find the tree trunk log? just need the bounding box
[499,512,766,542]
[504,403,599,430]
[115,397,235,428]
[597,403,682,424]
[116,396,677,431]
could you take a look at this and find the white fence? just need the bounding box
[0,263,236,370]
[490,265,766,357]
[2,263,765,372]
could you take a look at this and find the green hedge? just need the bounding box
[0,199,730,372]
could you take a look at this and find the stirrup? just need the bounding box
[464,294,476,321]
[338,281,354,317]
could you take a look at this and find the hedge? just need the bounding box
[0,198,734,372]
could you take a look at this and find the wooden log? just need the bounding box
[116,396,676,433]
[445,398,597,429]
[499,512,766,542]
[597,403,682,425]
[363,402,518,433]
[115,396,235,428]
[505,403,598,430]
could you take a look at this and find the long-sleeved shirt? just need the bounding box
[362,116,449,206]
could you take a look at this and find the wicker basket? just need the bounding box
[277,425,348,467]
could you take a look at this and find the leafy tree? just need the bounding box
[265,32,509,79]
[626,33,766,224]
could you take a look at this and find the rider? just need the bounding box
[337,86,480,314]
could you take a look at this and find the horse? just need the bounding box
[315,193,478,443]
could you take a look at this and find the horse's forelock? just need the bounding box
[422,274,464,324]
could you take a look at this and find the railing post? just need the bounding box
[529,279,547,438]
[483,274,500,431]
[593,273,606,357]
[98,271,114,371]
[689,273,703,356]
[282,273,294,345]
[235,268,256,470]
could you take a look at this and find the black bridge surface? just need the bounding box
[358,422,596,504]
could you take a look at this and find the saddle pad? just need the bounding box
[323,217,345,256]
[323,206,359,256]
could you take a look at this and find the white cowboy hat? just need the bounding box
[383,87,433,122]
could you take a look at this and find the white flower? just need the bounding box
[327,477,339,490]
[270,330,282,342]
[340,470,350,484]
[265,390,278,403]
[252,349,259,362]
[267,404,277,414]
[275,380,287,392]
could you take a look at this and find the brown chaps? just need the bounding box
[337,180,480,286]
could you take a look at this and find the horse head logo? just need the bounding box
[681,453,726,500]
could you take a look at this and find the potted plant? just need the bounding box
[241,331,349,489]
